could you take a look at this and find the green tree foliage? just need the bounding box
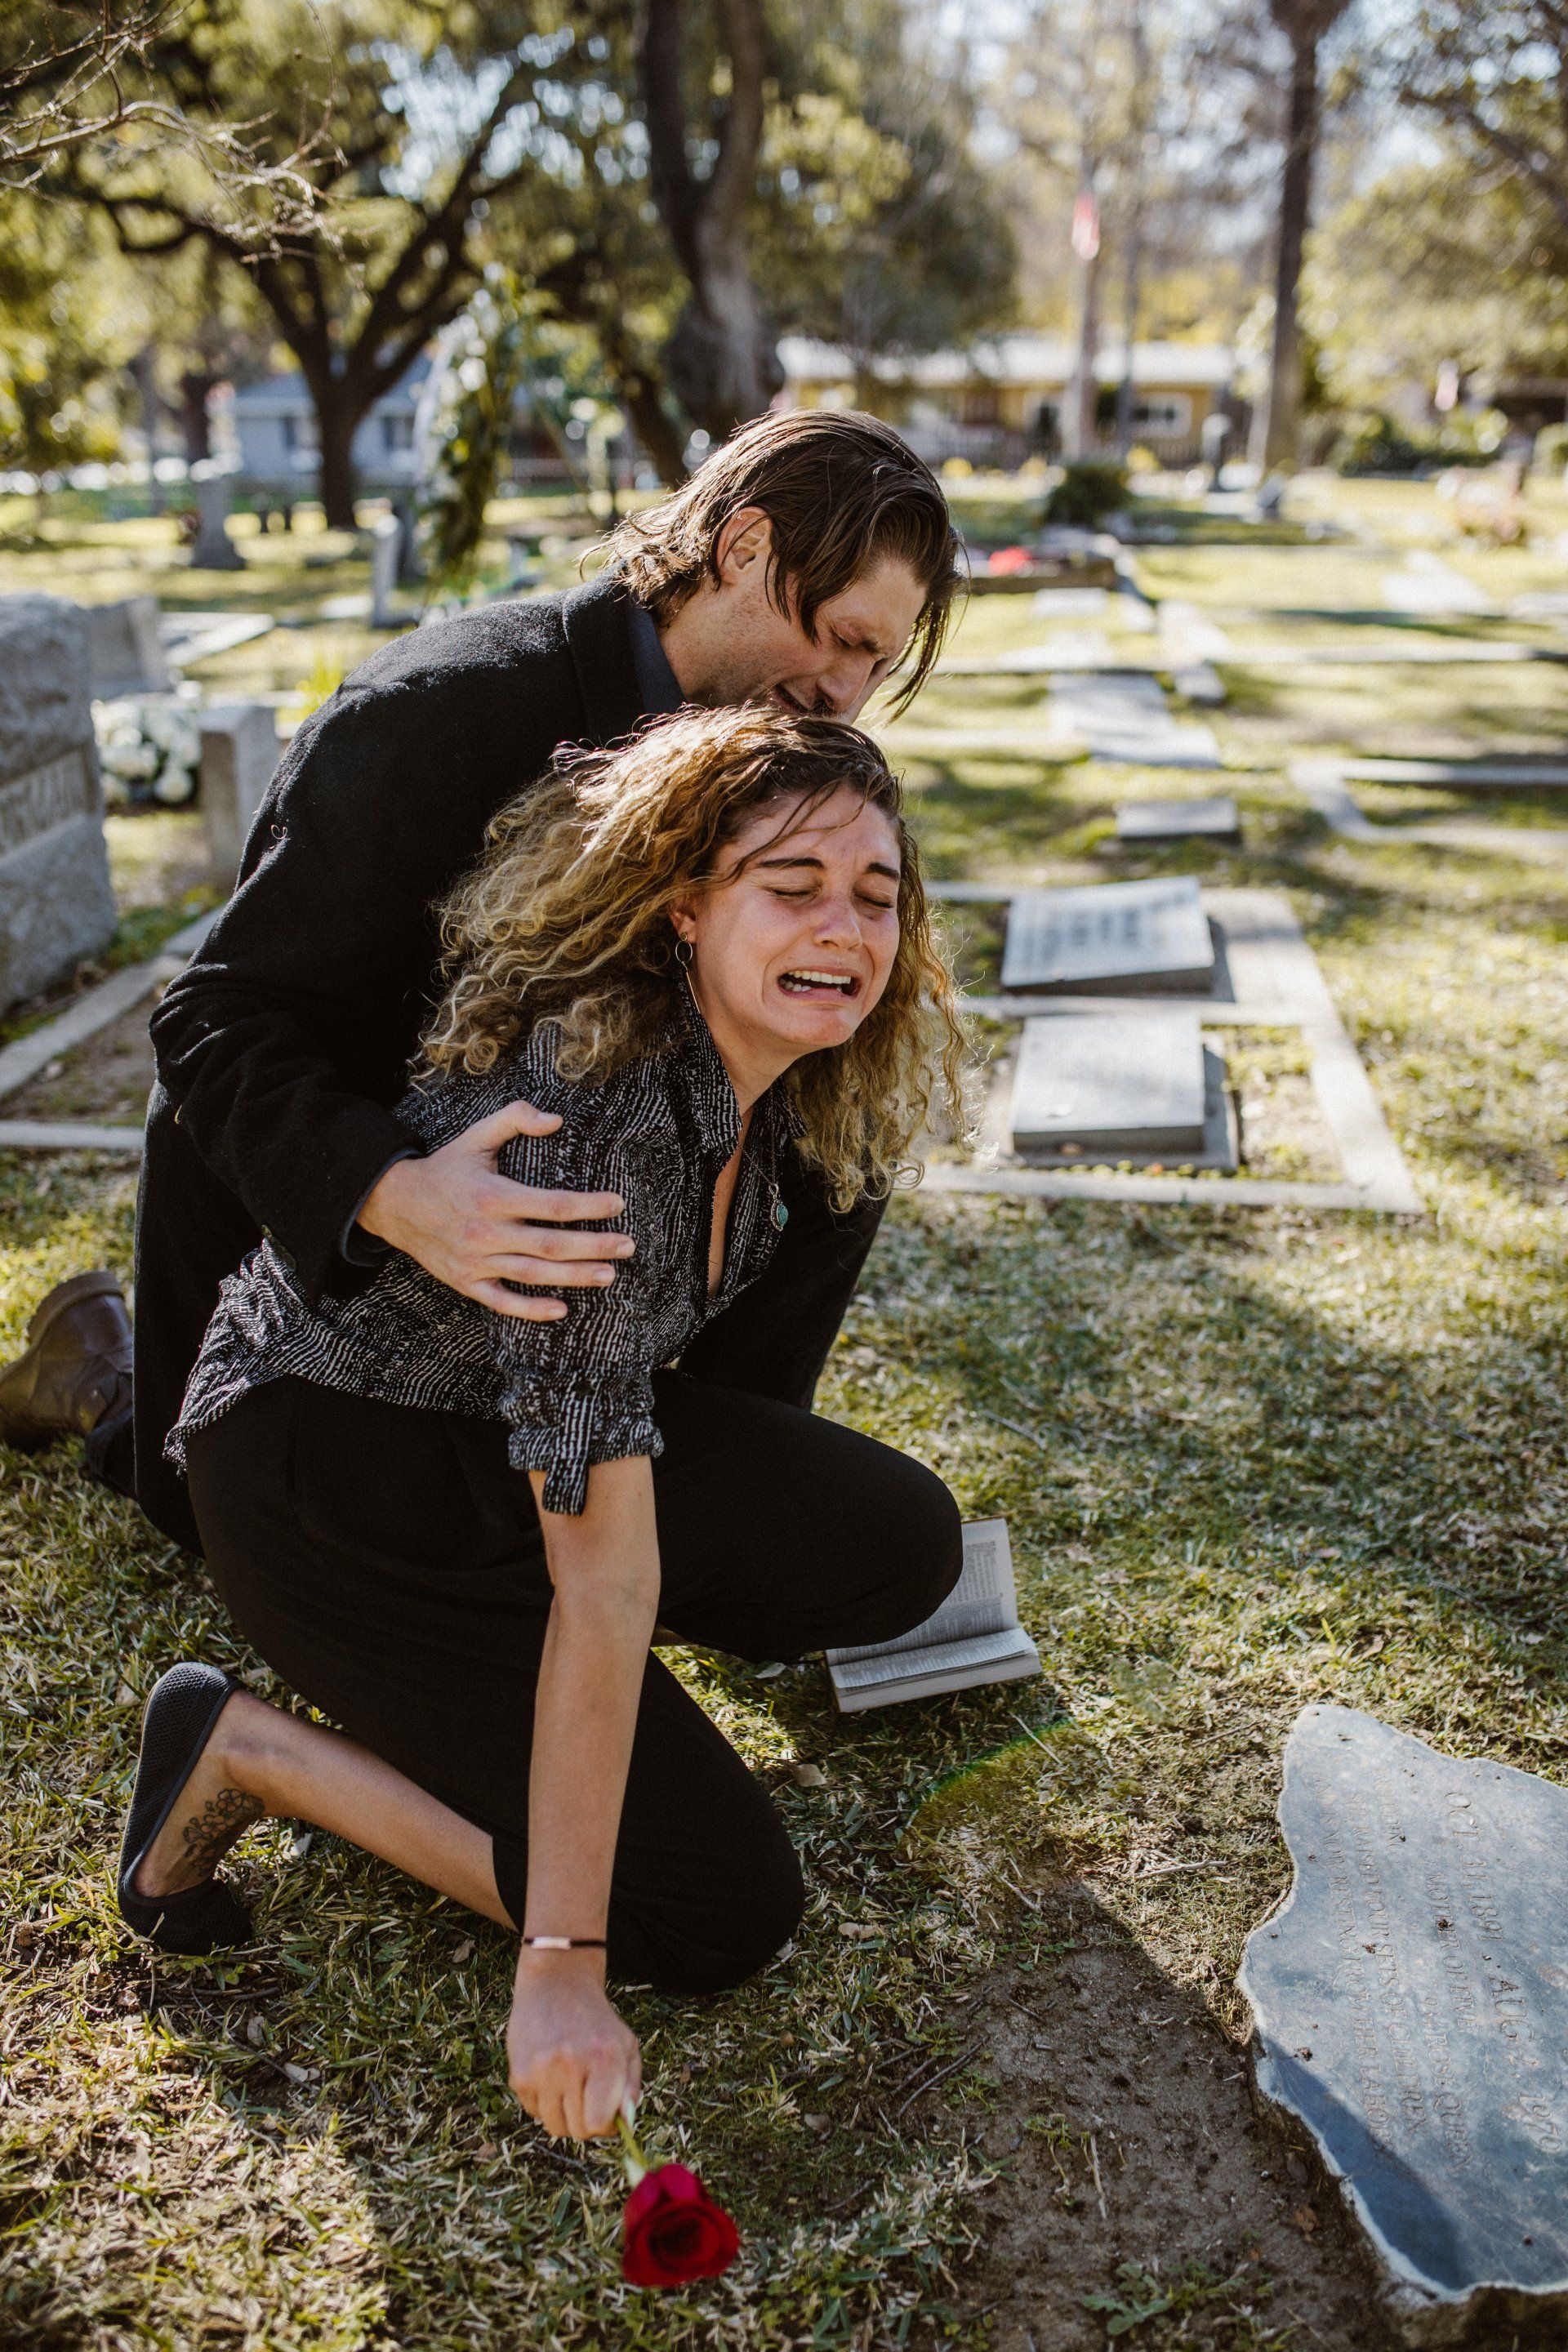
[758,0,1016,361]
[0,197,129,488]
[49,0,666,521]
[1307,145,1568,409]
[28,0,1017,511]
[416,271,533,591]
[1393,2,1568,269]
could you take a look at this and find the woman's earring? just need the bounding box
[675,937,694,968]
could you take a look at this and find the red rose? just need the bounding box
[621,2161,740,2287]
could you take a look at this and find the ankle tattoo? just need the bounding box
[180,1786,264,1878]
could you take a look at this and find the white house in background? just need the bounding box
[778,335,1236,466]
[228,354,433,489]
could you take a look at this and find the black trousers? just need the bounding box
[185,1372,963,1997]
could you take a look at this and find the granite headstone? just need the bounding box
[1000,876,1216,995]
[1239,1704,1568,2345]
[200,702,280,889]
[189,461,244,571]
[83,595,175,699]
[0,595,117,1009]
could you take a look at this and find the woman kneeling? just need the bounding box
[118,706,968,2143]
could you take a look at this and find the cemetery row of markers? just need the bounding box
[1003,866,1235,1168]
[844,859,1240,1708]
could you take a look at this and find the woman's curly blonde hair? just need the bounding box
[421,706,969,1209]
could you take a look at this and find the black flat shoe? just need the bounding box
[118,1663,255,1954]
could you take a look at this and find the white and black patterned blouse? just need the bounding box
[168,993,790,1513]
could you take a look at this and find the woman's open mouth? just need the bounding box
[778,968,861,1000]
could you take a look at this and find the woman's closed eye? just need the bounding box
[767,885,897,912]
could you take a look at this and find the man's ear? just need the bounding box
[714,506,773,586]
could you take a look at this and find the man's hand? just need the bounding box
[356,1098,632,1320]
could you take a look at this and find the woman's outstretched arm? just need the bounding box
[507,1452,661,2140]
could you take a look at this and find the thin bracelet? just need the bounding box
[522,1935,607,1950]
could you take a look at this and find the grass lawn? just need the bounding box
[3,485,1568,2348]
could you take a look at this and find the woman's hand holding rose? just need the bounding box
[507,1948,641,2140]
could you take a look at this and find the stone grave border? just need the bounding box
[1294,756,1568,862]
[923,884,1423,1214]
[0,905,220,1155]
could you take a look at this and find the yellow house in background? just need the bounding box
[777,335,1235,468]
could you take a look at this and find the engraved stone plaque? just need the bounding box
[1239,1705,1568,2345]
[1116,795,1241,844]
[1010,1010,1208,1160]
[0,595,116,1008]
[1000,876,1216,994]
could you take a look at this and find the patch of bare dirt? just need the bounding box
[929,1884,1392,2351]
[7,1002,155,1124]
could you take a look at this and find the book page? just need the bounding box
[828,1624,1036,1692]
[826,1520,1017,1665]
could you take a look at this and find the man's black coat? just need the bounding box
[140,572,882,1552]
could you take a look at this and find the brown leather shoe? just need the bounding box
[0,1269,133,1446]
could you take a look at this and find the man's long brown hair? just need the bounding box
[421,707,969,1209]
[598,410,962,715]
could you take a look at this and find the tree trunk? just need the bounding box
[666,245,781,442]
[132,346,165,514]
[178,370,215,465]
[1064,245,1101,461]
[1113,212,1143,455]
[638,0,780,443]
[614,368,688,488]
[1256,29,1319,474]
[311,381,363,528]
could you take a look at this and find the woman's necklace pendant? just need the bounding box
[772,1196,789,1231]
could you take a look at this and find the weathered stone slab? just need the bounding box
[0,595,116,1007]
[1000,875,1216,994]
[83,595,174,698]
[1116,795,1241,844]
[189,462,243,571]
[369,512,403,627]
[1239,1704,1568,2345]
[1048,671,1223,768]
[1382,554,1499,618]
[200,702,280,889]
[1010,1009,1207,1160]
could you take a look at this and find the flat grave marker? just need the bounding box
[1048,670,1222,766]
[1382,552,1499,618]
[1009,1009,1232,1165]
[1116,795,1241,844]
[1000,875,1216,995]
[1241,1704,1568,2345]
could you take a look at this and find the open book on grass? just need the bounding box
[826,1519,1040,1713]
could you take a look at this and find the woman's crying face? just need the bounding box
[671,786,902,1072]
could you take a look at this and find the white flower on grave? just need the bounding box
[93,693,201,804]
[103,738,158,781]
[153,758,195,806]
